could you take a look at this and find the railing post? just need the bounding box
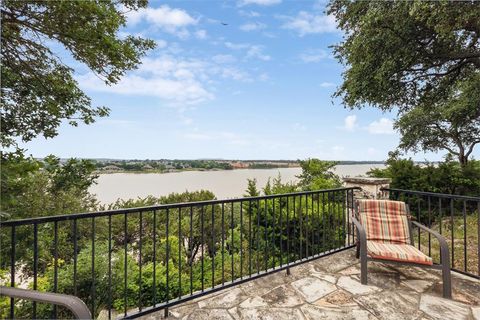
[343,177,391,200]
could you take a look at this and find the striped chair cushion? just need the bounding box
[367,241,433,265]
[357,199,410,244]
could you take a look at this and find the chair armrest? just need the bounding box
[351,215,367,254]
[411,221,450,266]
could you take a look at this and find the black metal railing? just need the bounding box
[383,188,480,279]
[0,187,358,319]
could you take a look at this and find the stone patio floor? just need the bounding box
[141,248,480,320]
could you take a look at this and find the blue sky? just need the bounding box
[20,0,476,161]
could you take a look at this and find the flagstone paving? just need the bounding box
[139,249,480,320]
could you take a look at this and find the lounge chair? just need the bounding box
[351,199,452,298]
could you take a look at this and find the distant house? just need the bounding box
[231,162,248,169]
[142,164,154,170]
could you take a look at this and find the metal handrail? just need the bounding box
[381,187,480,201]
[0,286,92,319]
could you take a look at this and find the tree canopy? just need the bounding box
[328,0,480,112]
[395,74,480,166]
[0,0,155,149]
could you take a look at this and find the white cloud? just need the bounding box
[238,0,281,6]
[126,5,197,38]
[239,10,261,17]
[77,53,260,106]
[367,118,395,134]
[212,54,236,64]
[246,45,271,61]
[195,29,207,39]
[281,12,337,36]
[78,72,213,105]
[320,82,335,87]
[225,42,270,61]
[239,22,266,31]
[219,67,252,82]
[225,42,250,50]
[299,49,328,63]
[156,39,168,48]
[343,115,357,132]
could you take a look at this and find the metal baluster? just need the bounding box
[463,201,467,272]
[153,210,157,306]
[33,223,38,319]
[322,192,326,253]
[91,217,96,316]
[279,196,283,267]
[73,220,78,297]
[211,204,215,287]
[450,199,455,268]
[428,197,431,257]
[240,201,243,279]
[417,199,421,249]
[178,208,182,299]
[299,194,303,260]
[264,199,268,270]
[201,206,205,290]
[124,214,128,317]
[221,203,225,285]
[138,212,143,311]
[53,221,58,318]
[231,202,234,283]
[256,199,260,273]
[10,226,15,319]
[305,194,309,259]
[190,206,193,295]
[165,209,170,318]
[108,215,112,320]
[272,197,276,269]
[249,200,252,277]
[286,196,291,275]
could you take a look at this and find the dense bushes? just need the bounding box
[368,155,480,196]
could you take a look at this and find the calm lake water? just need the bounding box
[90,164,385,204]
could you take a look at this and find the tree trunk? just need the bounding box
[458,152,468,167]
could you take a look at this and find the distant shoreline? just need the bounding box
[95,162,386,175]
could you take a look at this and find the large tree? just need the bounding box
[328,0,480,112]
[395,75,480,166]
[328,0,480,164]
[1,0,155,149]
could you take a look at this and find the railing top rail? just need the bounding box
[0,187,360,227]
[382,187,480,201]
[0,286,92,319]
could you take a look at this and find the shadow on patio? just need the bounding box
[142,248,480,320]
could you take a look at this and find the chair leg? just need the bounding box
[442,260,452,299]
[360,248,367,284]
[356,242,360,259]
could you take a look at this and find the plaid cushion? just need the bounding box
[367,241,433,265]
[357,199,410,244]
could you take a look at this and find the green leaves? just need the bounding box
[1,0,155,150]
[328,0,480,111]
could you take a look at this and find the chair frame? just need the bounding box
[351,201,452,299]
